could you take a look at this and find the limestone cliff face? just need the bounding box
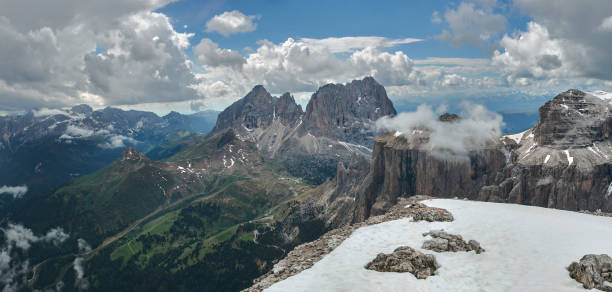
[346,90,612,220]
[354,133,509,220]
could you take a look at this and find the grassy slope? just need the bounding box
[30,130,316,291]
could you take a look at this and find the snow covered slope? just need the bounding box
[265,199,612,292]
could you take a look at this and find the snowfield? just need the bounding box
[265,199,612,292]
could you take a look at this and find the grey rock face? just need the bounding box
[568,254,612,291]
[212,85,303,134]
[337,89,612,221]
[211,77,396,185]
[365,246,439,279]
[302,76,396,147]
[422,230,484,254]
[535,89,611,147]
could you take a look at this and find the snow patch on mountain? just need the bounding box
[266,199,612,292]
[504,129,529,144]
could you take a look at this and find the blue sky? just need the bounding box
[160,0,491,59]
[0,0,611,115]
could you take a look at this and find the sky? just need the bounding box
[1,0,612,116]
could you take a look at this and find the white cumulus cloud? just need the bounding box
[376,103,504,160]
[205,10,259,37]
[193,38,246,68]
[599,15,612,31]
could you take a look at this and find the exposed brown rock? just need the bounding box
[568,254,612,291]
[120,147,149,162]
[365,246,439,279]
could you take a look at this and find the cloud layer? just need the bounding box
[1,223,70,291]
[0,185,28,199]
[0,0,198,111]
[1,1,612,114]
[376,103,504,160]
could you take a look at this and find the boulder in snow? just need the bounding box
[365,246,439,279]
[568,254,612,291]
[421,229,485,254]
[411,206,454,222]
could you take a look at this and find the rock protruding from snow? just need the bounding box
[364,246,439,279]
[409,203,454,222]
[421,229,484,254]
[568,254,612,291]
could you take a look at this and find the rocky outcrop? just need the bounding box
[120,147,149,162]
[365,246,439,278]
[422,230,484,254]
[568,254,612,291]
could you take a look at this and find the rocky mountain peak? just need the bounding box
[71,104,93,115]
[277,92,304,125]
[120,147,148,162]
[212,85,303,133]
[534,89,611,147]
[438,113,460,122]
[302,77,397,146]
[245,85,273,103]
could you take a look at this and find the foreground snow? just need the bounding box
[266,199,612,292]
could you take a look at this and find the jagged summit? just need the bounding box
[212,85,303,134]
[212,77,396,146]
[302,77,397,146]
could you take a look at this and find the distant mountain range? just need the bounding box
[2,78,611,292]
[0,106,218,215]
